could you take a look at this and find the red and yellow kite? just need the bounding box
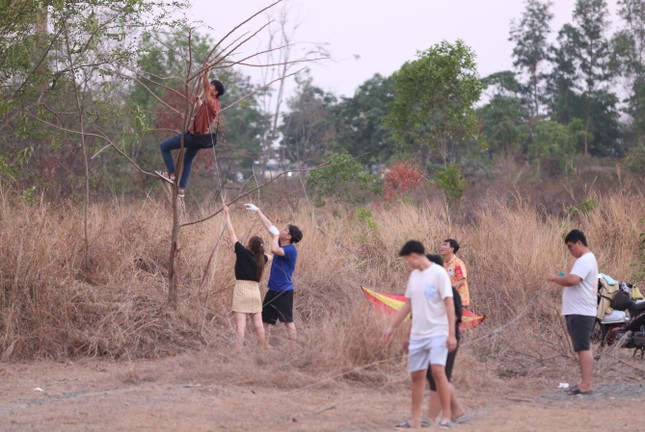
[361,287,485,330]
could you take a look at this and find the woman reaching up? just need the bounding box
[223,206,268,350]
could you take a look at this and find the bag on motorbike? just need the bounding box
[610,284,631,311]
[631,284,645,301]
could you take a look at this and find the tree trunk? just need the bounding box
[166,62,194,309]
[167,220,179,307]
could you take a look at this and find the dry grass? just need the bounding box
[1,188,644,387]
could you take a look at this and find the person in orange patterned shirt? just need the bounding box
[440,239,470,307]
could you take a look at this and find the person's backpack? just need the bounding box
[610,282,631,311]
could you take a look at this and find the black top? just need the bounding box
[234,241,267,282]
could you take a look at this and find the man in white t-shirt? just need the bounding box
[547,229,598,395]
[382,240,457,429]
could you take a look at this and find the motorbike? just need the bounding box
[593,278,645,358]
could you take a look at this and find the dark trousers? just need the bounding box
[159,133,201,189]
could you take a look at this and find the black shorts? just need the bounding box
[262,290,294,324]
[565,315,595,352]
[427,340,458,391]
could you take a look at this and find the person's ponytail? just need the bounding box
[248,236,265,281]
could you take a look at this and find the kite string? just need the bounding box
[282,355,401,396]
[211,143,225,205]
[284,289,547,397]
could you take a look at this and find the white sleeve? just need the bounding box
[571,254,591,280]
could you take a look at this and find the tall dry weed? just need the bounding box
[1,189,643,385]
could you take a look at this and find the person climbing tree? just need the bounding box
[156,62,224,197]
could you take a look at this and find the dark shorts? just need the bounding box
[427,340,458,391]
[262,290,294,324]
[565,315,595,352]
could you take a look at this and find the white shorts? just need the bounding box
[408,336,448,372]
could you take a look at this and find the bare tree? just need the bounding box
[32,0,328,310]
[254,0,330,177]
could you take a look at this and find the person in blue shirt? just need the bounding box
[245,203,303,343]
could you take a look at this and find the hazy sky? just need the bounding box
[188,0,621,98]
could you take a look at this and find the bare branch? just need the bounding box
[211,21,274,69]
[181,153,368,228]
[121,61,186,91]
[214,43,294,67]
[116,70,185,115]
[185,0,284,83]
[220,67,305,114]
[31,113,155,177]
[202,0,284,70]
[207,29,254,64]
[180,171,290,228]
[91,125,155,176]
[221,57,327,69]
[186,19,276,84]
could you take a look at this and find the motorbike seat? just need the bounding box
[628,300,645,313]
[602,309,629,324]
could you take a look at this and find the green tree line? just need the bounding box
[290,0,642,172]
[1,0,642,203]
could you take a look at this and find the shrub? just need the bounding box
[383,160,426,201]
[624,143,645,174]
[434,163,467,214]
[566,198,599,217]
[306,151,381,206]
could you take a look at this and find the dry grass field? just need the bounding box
[1,185,644,430]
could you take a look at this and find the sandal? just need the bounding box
[396,419,431,428]
[155,170,175,184]
[454,413,470,424]
[567,385,593,395]
[439,420,453,429]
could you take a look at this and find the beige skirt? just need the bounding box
[232,280,262,314]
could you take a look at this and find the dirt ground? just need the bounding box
[1,351,644,432]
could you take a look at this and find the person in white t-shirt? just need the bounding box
[547,229,598,395]
[382,240,457,429]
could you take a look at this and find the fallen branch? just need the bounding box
[505,396,534,403]
[602,352,645,374]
